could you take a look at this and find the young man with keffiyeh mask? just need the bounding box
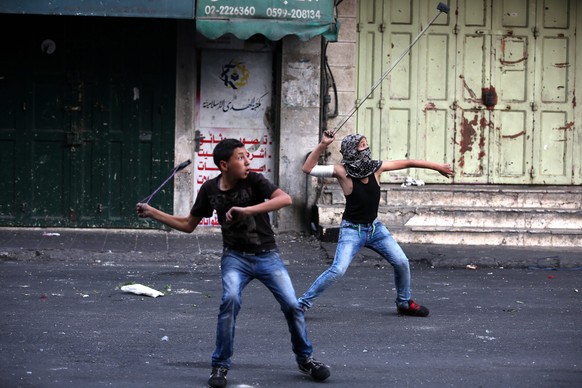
[298,130,453,317]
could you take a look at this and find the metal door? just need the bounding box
[0,15,175,227]
[455,0,577,184]
[357,0,456,184]
[532,0,577,184]
[356,0,579,185]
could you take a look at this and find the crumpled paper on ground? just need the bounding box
[401,176,425,187]
[120,284,164,298]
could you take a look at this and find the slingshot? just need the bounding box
[330,2,450,136]
[140,159,192,204]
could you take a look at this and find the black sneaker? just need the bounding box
[298,357,331,381]
[208,366,228,388]
[397,299,429,317]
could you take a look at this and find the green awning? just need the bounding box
[0,0,195,19]
[196,0,338,42]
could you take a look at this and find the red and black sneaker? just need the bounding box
[397,299,429,317]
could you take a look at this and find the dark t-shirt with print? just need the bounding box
[190,172,278,253]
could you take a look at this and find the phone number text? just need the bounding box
[203,6,322,20]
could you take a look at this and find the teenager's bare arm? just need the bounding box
[378,160,454,178]
[136,203,202,233]
[302,130,336,174]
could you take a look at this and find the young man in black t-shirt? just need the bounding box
[137,138,330,388]
[298,131,453,317]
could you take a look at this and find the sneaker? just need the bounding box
[208,366,228,388]
[298,357,331,381]
[397,299,429,317]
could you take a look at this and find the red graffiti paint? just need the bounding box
[500,37,527,65]
[460,115,479,154]
[423,102,436,112]
[558,122,575,131]
[459,75,477,100]
[500,55,528,65]
[459,155,465,168]
[502,130,526,139]
[478,118,487,160]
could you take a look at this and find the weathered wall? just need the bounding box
[326,0,358,160]
[297,0,358,226]
[576,1,582,182]
[174,21,197,217]
[175,25,327,231]
[172,2,360,231]
[277,36,323,232]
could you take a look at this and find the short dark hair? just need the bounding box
[213,138,244,168]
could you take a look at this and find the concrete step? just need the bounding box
[319,222,582,248]
[384,185,582,210]
[391,227,582,248]
[315,184,582,248]
[404,208,582,230]
[320,206,582,229]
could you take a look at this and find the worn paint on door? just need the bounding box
[356,0,580,184]
[357,0,456,184]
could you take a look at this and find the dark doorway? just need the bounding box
[0,14,176,228]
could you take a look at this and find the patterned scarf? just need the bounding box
[340,134,382,178]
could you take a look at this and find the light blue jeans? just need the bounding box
[298,219,412,309]
[212,248,313,369]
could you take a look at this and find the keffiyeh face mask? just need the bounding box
[340,134,382,178]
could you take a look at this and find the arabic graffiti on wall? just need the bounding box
[194,129,275,226]
[199,50,272,128]
[196,50,275,226]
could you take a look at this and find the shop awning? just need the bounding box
[196,0,338,42]
[0,0,195,19]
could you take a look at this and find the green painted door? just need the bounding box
[0,15,176,227]
[455,0,577,184]
[356,0,455,185]
[356,0,580,185]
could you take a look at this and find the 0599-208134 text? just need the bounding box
[203,5,321,20]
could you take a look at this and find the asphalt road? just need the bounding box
[1,252,581,387]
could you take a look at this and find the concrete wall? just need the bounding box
[326,0,358,157]
[577,2,582,181]
[277,36,323,232]
[294,0,358,228]
[174,20,197,217]
[277,0,359,232]
[173,24,326,231]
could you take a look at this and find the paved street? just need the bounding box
[0,228,581,387]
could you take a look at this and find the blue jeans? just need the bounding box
[212,248,313,369]
[298,219,412,309]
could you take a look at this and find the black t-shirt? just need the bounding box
[190,172,278,253]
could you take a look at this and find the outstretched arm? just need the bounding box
[136,203,202,233]
[302,130,336,175]
[379,160,454,178]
